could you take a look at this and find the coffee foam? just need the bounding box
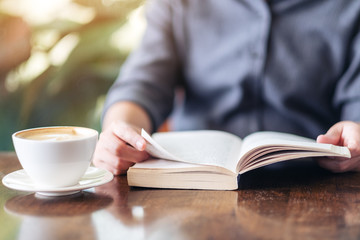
[16,127,87,141]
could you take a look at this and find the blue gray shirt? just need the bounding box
[104,0,360,139]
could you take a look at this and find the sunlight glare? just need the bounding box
[59,2,96,24]
[131,206,145,220]
[18,51,49,83]
[49,33,80,66]
[0,0,70,25]
[34,30,61,51]
[5,71,19,93]
[110,6,146,52]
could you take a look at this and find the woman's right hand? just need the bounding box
[93,121,150,175]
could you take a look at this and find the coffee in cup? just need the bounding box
[12,126,98,188]
[17,127,89,141]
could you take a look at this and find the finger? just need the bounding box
[341,124,360,155]
[115,143,149,163]
[111,122,147,151]
[93,139,136,175]
[96,160,129,175]
[96,149,135,175]
[316,134,339,145]
[316,155,360,173]
[316,157,353,173]
[317,122,344,145]
[100,131,149,162]
[317,121,360,152]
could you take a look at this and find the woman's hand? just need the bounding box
[93,121,149,175]
[316,121,360,172]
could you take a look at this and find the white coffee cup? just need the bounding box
[12,126,98,188]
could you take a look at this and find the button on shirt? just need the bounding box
[104,0,360,139]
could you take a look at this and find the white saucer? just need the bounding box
[2,167,113,197]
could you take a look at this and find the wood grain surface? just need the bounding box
[1,152,360,240]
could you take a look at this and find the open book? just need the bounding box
[127,130,351,190]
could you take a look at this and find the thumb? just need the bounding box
[317,124,343,145]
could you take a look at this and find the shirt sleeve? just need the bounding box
[102,0,181,131]
[334,27,360,122]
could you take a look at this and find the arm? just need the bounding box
[94,0,179,175]
[93,102,152,175]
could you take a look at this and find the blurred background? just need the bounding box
[0,0,145,150]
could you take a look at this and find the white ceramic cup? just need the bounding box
[12,126,98,188]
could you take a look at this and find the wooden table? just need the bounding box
[1,152,360,240]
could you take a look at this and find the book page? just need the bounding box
[141,129,242,173]
[132,158,204,169]
[237,131,350,172]
[240,131,315,156]
[141,129,181,161]
[240,131,348,156]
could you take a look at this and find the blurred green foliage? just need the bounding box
[0,0,144,150]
